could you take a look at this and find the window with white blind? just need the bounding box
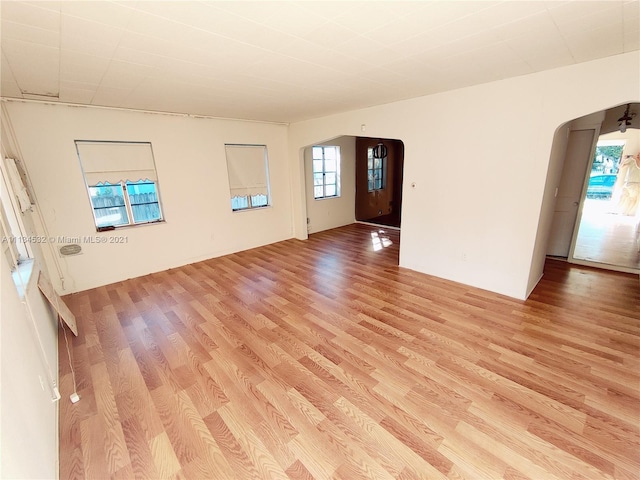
[75,141,164,230]
[225,144,270,211]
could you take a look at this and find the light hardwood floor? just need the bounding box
[59,223,640,479]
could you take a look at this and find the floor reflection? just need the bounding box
[573,198,640,271]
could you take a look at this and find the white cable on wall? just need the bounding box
[59,316,79,403]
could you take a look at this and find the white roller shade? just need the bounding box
[76,141,157,185]
[225,145,269,197]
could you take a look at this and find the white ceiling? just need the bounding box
[1,1,639,123]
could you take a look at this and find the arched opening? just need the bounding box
[545,102,639,274]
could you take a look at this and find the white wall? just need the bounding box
[289,51,640,299]
[1,256,59,479]
[3,102,292,293]
[601,129,640,156]
[1,108,60,480]
[304,136,356,234]
[0,200,61,480]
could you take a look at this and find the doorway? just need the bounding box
[303,136,405,234]
[546,103,640,276]
[302,136,404,267]
[570,136,640,273]
[355,137,404,228]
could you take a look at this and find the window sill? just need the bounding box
[314,195,341,201]
[231,205,271,213]
[95,219,166,232]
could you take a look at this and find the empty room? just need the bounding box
[1,1,639,479]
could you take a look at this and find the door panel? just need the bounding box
[356,138,392,220]
[547,129,595,257]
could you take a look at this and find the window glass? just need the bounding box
[367,146,386,192]
[312,146,341,199]
[88,183,129,228]
[231,196,249,210]
[126,181,161,223]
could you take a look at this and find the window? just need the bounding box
[367,147,385,191]
[75,141,164,230]
[225,144,270,211]
[312,146,340,199]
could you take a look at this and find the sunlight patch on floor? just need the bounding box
[371,230,393,252]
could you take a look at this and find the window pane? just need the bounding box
[368,148,373,159]
[375,178,382,190]
[312,147,323,160]
[368,180,374,191]
[368,158,373,170]
[126,181,162,224]
[251,194,268,207]
[313,160,323,174]
[325,185,336,197]
[374,157,382,169]
[126,180,156,196]
[325,158,336,172]
[324,147,336,160]
[90,183,123,198]
[314,173,324,186]
[89,183,129,227]
[325,172,336,185]
[231,196,249,210]
[131,203,161,223]
[94,206,129,227]
[314,186,323,198]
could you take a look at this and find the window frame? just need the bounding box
[312,145,341,200]
[75,141,165,231]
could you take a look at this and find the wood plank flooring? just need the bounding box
[59,223,640,479]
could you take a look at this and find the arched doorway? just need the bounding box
[547,103,639,274]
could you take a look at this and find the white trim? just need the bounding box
[355,220,400,231]
[0,97,289,126]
